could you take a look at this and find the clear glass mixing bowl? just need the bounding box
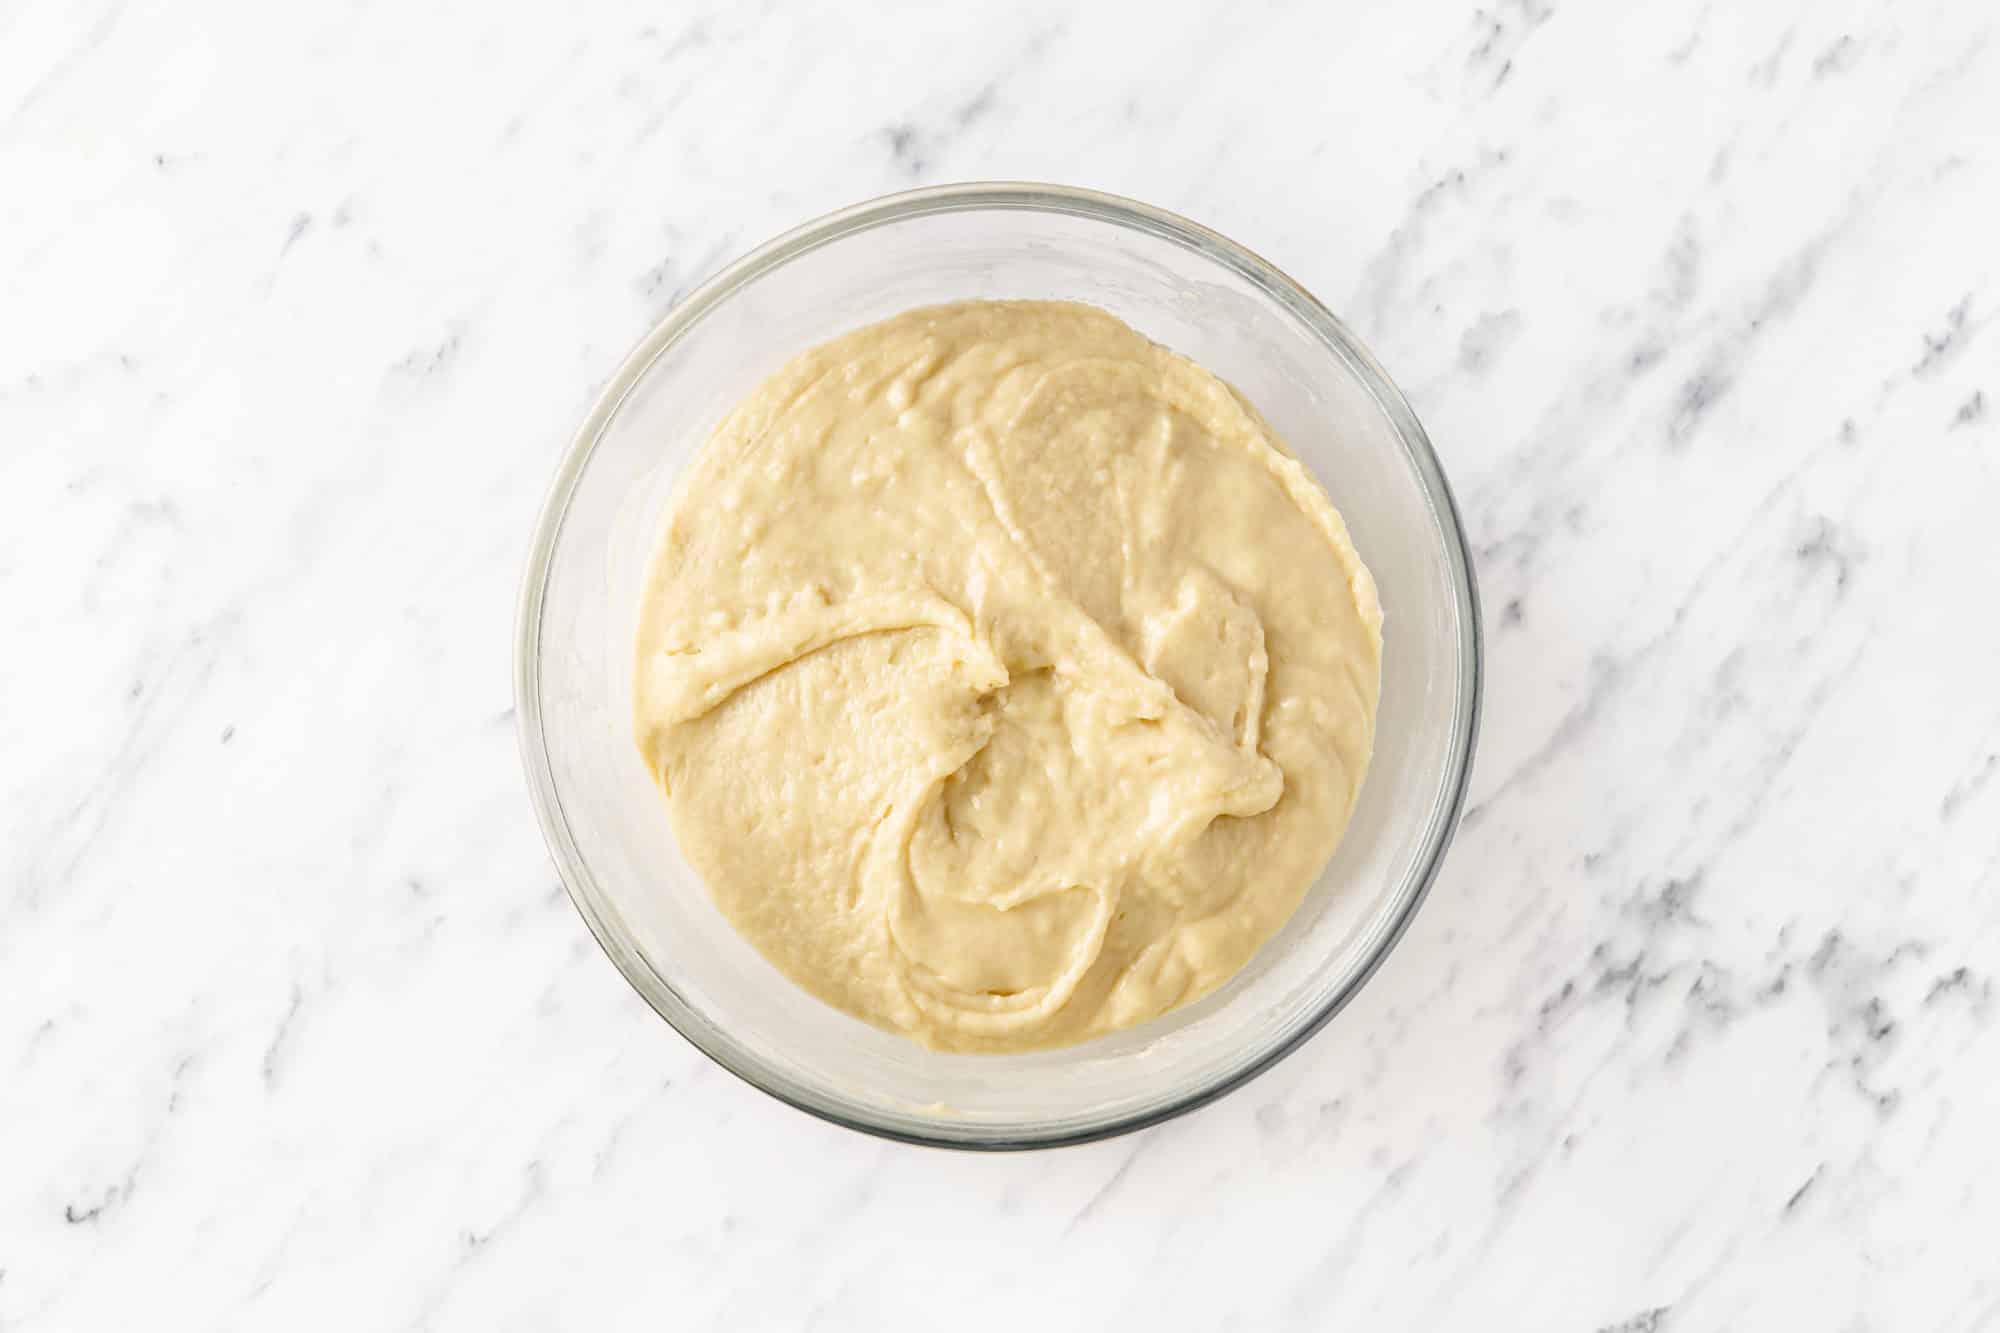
[516,183,1481,1148]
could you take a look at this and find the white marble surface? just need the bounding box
[6,0,1999,1327]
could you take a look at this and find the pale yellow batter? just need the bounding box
[634,301,1381,1052]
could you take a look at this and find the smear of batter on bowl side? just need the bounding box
[634,300,1381,1052]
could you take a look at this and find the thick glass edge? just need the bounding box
[513,181,1484,1150]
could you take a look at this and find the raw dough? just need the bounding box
[634,301,1381,1052]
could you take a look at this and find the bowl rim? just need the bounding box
[515,180,1483,1150]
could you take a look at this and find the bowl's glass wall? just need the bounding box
[525,193,1475,1145]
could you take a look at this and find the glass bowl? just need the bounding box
[516,183,1481,1149]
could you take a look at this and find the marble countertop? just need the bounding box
[7,0,1998,1328]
